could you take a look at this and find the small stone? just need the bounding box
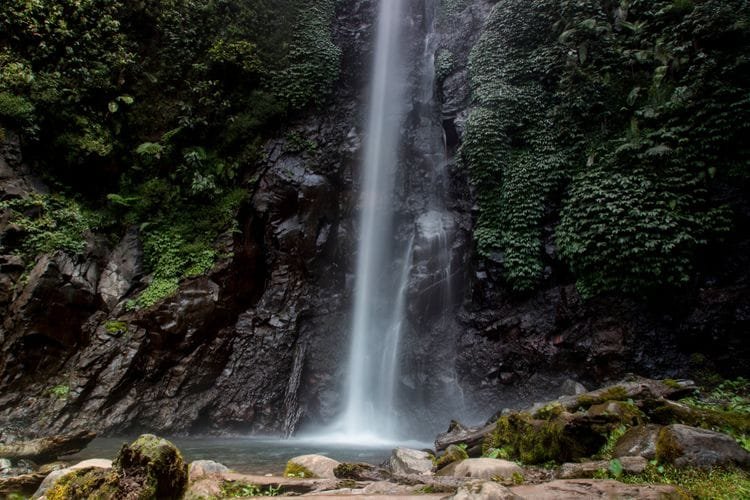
[614,425,661,459]
[188,460,230,479]
[560,379,588,396]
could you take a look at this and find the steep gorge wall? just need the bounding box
[0,0,748,439]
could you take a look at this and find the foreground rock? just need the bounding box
[286,454,341,479]
[334,462,390,481]
[389,448,434,476]
[0,431,96,461]
[33,459,112,499]
[613,424,661,459]
[438,458,523,481]
[449,480,519,499]
[510,479,683,499]
[657,424,750,469]
[42,435,186,499]
[559,456,647,479]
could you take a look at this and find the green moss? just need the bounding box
[596,425,628,459]
[663,379,682,390]
[114,434,188,500]
[105,320,128,335]
[576,386,629,409]
[49,384,70,399]
[434,444,469,469]
[284,461,316,478]
[46,468,119,500]
[484,414,578,465]
[220,481,280,497]
[533,402,564,420]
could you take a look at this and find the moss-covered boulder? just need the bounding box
[434,444,469,470]
[113,434,188,499]
[45,467,119,500]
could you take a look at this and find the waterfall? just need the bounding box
[338,0,407,441]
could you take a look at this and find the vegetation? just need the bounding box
[0,0,340,306]
[221,481,280,497]
[620,463,750,499]
[463,0,749,296]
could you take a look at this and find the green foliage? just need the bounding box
[597,425,628,460]
[463,0,749,296]
[620,463,750,499]
[126,188,245,310]
[435,50,456,83]
[50,384,70,398]
[284,461,316,478]
[105,321,128,335]
[274,0,341,109]
[0,194,100,257]
[220,481,280,497]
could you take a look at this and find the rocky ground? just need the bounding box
[2,377,749,498]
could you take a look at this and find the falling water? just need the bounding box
[338,0,407,441]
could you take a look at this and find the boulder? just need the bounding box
[437,458,523,481]
[559,456,647,479]
[188,460,230,479]
[333,462,390,481]
[510,479,683,499]
[0,431,96,461]
[33,459,112,499]
[613,425,661,459]
[656,424,750,469]
[436,420,494,453]
[285,454,340,479]
[112,434,188,499]
[450,480,520,500]
[389,447,434,476]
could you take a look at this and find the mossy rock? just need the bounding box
[587,401,644,427]
[284,461,316,478]
[113,434,188,499]
[435,444,469,469]
[45,467,118,500]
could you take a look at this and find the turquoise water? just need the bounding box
[64,437,419,475]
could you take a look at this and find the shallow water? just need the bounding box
[64,437,429,475]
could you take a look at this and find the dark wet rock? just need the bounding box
[436,420,495,454]
[656,424,750,469]
[97,228,142,310]
[510,479,683,499]
[389,448,434,476]
[559,456,647,479]
[613,425,661,460]
[0,431,96,462]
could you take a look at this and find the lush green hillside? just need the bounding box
[463,0,749,296]
[0,0,340,307]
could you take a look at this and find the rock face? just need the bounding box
[389,448,434,476]
[0,0,748,441]
[656,424,750,469]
